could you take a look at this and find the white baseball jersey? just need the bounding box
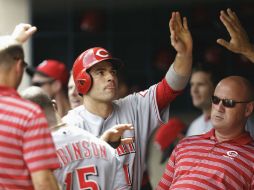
[52,126,129,190]
[186,114,213,137]
[63,84,169,189]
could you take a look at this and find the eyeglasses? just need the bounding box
[211,95,251,108]
[32,79,55,87]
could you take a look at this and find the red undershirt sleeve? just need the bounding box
[156,78,183,111]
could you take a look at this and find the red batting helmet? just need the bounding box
[72,47,123,95]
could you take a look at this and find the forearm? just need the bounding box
[156,79,182,111]
[156,56,191,111]
[33,177,59,190]
[31,170,60,190]
[166,54,192,91]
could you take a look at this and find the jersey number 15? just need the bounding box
[64,165,99,190]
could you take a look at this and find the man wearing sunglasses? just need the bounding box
[157,9,254,189]
[186,8,254,139]
[157,75,254,189]
[216,8,254,139]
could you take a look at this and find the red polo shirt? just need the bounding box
[157,129,254,190]
[0,86,60,189]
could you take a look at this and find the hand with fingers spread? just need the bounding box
[169,11,193,77]
[100,124,134,148]
[11,23,37,43]
[217,8,254,63]
[169,11,192,57]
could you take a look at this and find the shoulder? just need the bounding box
[3,96,44,117]
[67,105,84,115]
[176,135,207,149]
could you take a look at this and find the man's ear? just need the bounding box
[245,102,254,117]
[15,59,23,74]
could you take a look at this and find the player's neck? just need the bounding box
[0,70,17,89]
[83,97,113,119]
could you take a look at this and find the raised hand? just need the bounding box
[11,23,37,43]
[217,8,254,63]
[100,124,134,148]
[169,12,192,56]
[169,11,193,77]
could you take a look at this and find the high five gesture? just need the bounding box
[169,11,193,77]
[217,8,254,63]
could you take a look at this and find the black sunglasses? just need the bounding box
[211,95,251,108]
[32,79,55,87]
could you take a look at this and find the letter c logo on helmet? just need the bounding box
[95,49,109,58]
[72,47,123,95]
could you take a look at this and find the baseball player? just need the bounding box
[63,11,193,189]
[21,86,131,190]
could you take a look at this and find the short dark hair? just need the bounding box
[0,45,24,69]
[192,62,223,87]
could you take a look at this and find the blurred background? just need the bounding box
[1,0,254,188]
[30,0,254,113]
[1,0,253,112]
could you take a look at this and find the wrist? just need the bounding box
[10,34,22,45]
[242,44,254,62]
[100,134,108,142]
[175,53,193,65]
[242,44,254,56]
[176,52,192,59]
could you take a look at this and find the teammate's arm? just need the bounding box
[156,12,193,111]
[31,170,59,190]
[11,23,37,43]
[216,8,254,64]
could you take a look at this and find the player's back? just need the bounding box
[52,126,129,190]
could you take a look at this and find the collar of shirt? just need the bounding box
[202,128,253,145]
[0,85,20,98]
